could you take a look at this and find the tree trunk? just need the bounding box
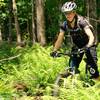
[0,7,3,42]
[97,0,100,42]
[85,0,90,21]
[32,0,36,44]
[90,0,98,44]
[8,0,13,43]
[86,0,98,43]
[0,25,2,42]
[36,0,46,46]
[89,0,97,34]
[12,0,22,46]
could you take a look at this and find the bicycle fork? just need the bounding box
[84,60,95,86]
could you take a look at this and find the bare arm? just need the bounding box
[53,32,64,51]
[84,26,94,47]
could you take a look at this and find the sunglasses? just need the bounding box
[64,11,75,15]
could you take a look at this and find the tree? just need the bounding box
[0,0,5,42]
[0,25,2,42]
[0,12,2,42]
[8,0,13,42]
[36,0,46,46]
[85,0,98,43]
[12,0,22,46]
[32,0,36,44]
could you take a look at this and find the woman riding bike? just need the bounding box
[50,1,99,80]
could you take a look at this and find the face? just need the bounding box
[64,11,76,22]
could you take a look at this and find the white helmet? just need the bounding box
[61,2,77,13]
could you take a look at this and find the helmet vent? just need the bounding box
[61,1,77,13]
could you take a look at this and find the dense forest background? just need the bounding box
[0,0,100,46]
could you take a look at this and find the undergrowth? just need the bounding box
[0,42,100,100]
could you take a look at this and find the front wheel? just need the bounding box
[52,69,73,96]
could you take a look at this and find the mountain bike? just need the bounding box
[52,48,95,96]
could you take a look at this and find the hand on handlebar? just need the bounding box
[50,51,58,58]
[85,46,90,50]
[77,46,90,54]
[82,46,90,52]
[50,46,90,58]
[77,47,90,54]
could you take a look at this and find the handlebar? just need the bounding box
[55,48,85,57]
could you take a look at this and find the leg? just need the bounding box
[85,46,99,78]
[69,48,84,74]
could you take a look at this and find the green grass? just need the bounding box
[0,42,100,100]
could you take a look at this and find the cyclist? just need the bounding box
[50,1,99,79]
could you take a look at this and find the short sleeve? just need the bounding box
[79,17,91,29]
[60,21,67,33]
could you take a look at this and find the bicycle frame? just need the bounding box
[56,48,86,75]
[52,48,95,96]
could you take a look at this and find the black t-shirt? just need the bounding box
[60,15,97,48]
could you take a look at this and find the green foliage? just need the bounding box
[0,0,8,23]
[1,0,100,42]
[0,43,67,98]
[0,0,5,7]
[0,43,100,99]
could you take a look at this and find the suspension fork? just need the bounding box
[84,58,90,79]
[84,58,95,86]
[85,63,89,79]
[68,57,75,75]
